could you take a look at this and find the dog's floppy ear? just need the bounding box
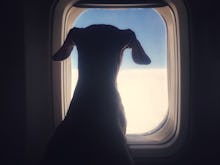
[125,29,151,65]
[52,27,80,61]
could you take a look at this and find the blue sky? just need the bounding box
[71,8,167,69]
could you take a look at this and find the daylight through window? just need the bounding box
[70,8,168,134]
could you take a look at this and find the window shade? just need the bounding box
[74,0,169,8]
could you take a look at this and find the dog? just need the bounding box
[42,24,151,165]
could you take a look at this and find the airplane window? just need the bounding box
[69,8,168,135]
[52,0,189,156]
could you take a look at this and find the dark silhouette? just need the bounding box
[42,24,151,165]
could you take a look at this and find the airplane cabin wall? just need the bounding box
[186,0,220,164]
[1,1,26,165]
[1,0,220,164]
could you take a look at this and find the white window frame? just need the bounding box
[51,0,189,158]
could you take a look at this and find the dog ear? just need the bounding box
[125,29,151,65]
[52,27,80,61]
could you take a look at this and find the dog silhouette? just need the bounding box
[42,24,151,165]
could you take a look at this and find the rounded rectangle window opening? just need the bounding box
[69,8,168,135]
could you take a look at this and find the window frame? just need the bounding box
[51,0,189,158]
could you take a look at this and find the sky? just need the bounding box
[71,8,167,69]
[69,8,168,134]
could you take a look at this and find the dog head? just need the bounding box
[52,25,151,65]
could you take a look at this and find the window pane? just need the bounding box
[70,8,168,134]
